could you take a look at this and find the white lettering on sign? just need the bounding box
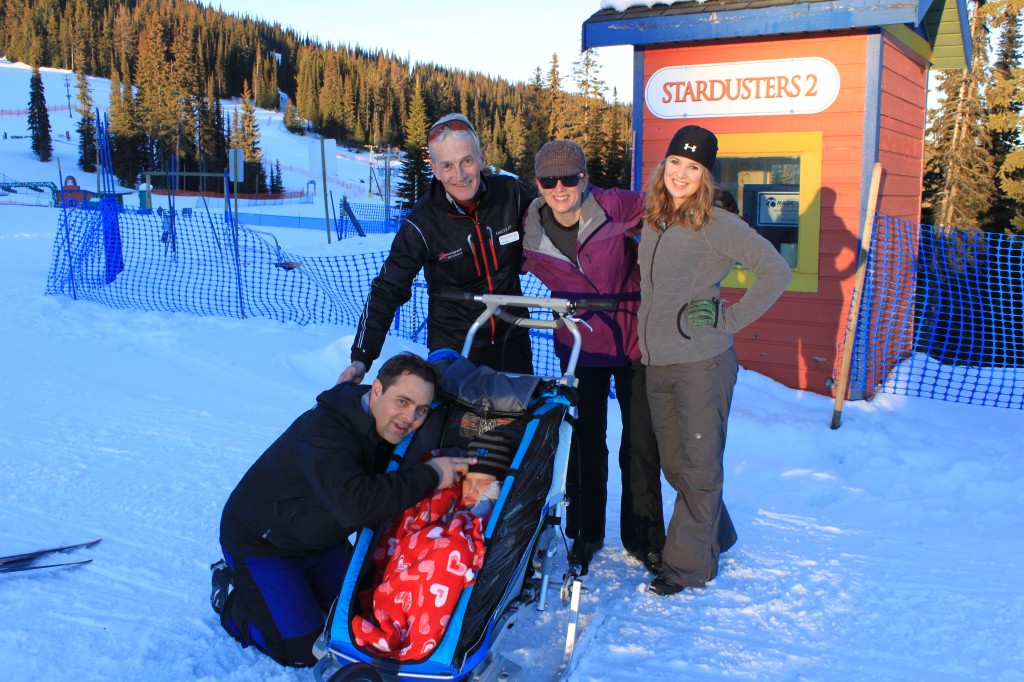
[645,58,841,119]
[757,192,800,227]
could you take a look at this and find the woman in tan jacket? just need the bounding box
[638,125,791,595]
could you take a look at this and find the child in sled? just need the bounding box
[352,418,524,661]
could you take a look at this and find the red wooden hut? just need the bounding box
[583,0,970,397]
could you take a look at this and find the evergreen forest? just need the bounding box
[918,0,1024,233]
[5,0,1024,232]
[0,0,632,202]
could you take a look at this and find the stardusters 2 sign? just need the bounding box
[645,58,840,119]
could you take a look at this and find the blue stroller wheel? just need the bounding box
[326,662,384,682]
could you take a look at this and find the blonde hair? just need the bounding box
[643,158,717,232]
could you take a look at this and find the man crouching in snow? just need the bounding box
[211,352,476,668]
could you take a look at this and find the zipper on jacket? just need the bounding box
[641,230,665,364]
[484,227,500,270]
[473,221,498,340]
[451,210,499,342]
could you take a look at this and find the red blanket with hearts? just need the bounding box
[351,486,486,661]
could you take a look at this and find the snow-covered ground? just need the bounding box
[2,61,1023,681]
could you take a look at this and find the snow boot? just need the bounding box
[210,558,233,614]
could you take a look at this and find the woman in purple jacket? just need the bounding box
[521,140,664,575]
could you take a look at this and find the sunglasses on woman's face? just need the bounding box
[427,118,474,143]
[537,173,584,190]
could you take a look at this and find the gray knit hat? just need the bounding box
[534,140,587,178]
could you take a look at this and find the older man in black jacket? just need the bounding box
[337,113,534,385]
[213,353,475,667]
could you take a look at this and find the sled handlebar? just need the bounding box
[435,289,617,383]
[435,289,616,314]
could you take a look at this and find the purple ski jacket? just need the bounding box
[522,186,644,368]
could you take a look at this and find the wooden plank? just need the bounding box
[831,163,882,428]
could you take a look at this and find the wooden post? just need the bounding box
[56,158,64,207]
[321,138,332,244]
[830,162,882,429]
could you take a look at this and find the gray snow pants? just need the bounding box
[647,348,738,587]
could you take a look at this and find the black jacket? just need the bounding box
[219,383,439,558]
[351,174,531,368]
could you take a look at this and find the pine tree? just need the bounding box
[923,0,994,229]
[108,67,143,188]
[503,108,528,178]
[3,0,34,65]
[603,99,633,189]
[269,160,284,194]
[238,81,263,164]
[196,77,227,189]
[522,68,549,184]
[28,67,54,163]
[340,74,357,137]
[107,67,129,183]
[134,14,177,159]
[170,9,202,184]
[984,0,1024,232]
[252,50,279,110]
[75,70,97,172]
[211,77,229,172]
[69,0,95,73]
[295,46,322,132]
[488,109,509,170]
[319,53,346,140]
[110,5,137,83]
[395,78,432,208]
[284,97,304,134]
[546,54,568,140]
[571,50,609,185]
[237,80,266,192]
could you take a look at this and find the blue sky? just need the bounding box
[200,0,636,101]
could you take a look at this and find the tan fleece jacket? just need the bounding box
[637,207,792,366]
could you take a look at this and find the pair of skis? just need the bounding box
[0,539,101,573]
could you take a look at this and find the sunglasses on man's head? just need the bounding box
[537,174,584,190]
[427,118,474,143]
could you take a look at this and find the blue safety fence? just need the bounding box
[45,202,562,378]
[336,200,411,239]
[842,214,1024,409]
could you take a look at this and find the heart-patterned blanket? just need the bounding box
[352,485,486,661]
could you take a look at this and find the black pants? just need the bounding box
[565,360,665,554]
[465,330,534,375]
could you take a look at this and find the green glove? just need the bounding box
[685,298,719,327]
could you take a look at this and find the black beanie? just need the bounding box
[665,125,718,171]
